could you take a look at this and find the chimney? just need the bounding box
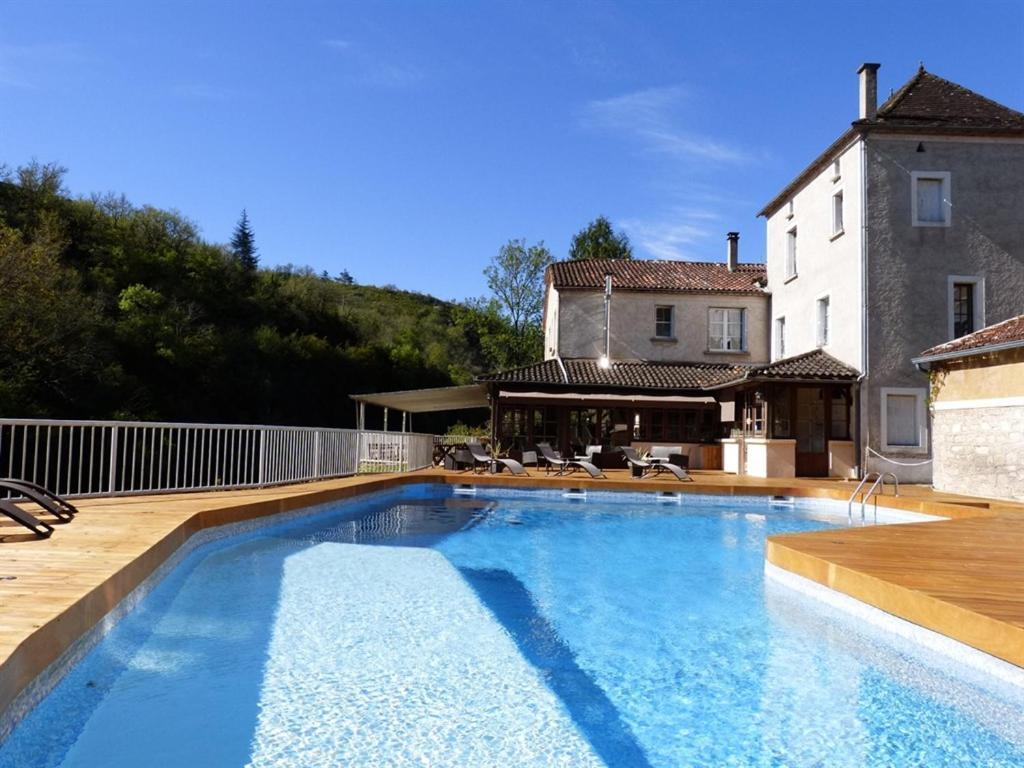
[726,232,739,272]
[857,62,881,120]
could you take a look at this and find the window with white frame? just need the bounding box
[785,228,797,279]
[654,305,674,338]
[775,316,786,359]
[709,308,745,352]
[832,191,844,236]
[947,276,984,340]
[881,388,927,452]
[816,296,830,347]
[786,200,794,219]
[832,157,841,181]
[911,171,951,226]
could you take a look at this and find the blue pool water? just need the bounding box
[2,485,1023,767]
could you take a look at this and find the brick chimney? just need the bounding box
[726,232,739,272]
[858,62,881,120]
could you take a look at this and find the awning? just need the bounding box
[350,384,489,413]
[499,391,715,405]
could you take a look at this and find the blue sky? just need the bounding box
[1,1,1022,301]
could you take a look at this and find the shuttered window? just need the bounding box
[912,172,950,226]
[885,394,920,447]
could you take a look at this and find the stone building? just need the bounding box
[914,314,1024,502]
[759,64,1024,482]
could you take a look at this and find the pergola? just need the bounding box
[349,384,489,432]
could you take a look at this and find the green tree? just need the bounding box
[230,209,258,271]
[482,238,552,366]
[568,215,633,261]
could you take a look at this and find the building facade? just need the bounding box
[760,64,1024,481]
[914,315,1024,501]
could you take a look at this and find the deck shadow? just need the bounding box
[459,567,653,768]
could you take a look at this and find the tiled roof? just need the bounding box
[759,67,1024,217]
[477,350,859,392]
[549,259,767,294]
[915,314,1024,363]
[867,68,1024,132]
[477,358,744,390]
[738,349,860,382]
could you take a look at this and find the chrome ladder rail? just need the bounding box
[847,471,899,524]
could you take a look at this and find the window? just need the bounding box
[709,308,746,352]
[832,157,841,181]
[881,388,927,452]
[911,171,951,227]
[816,296,830,347]
[953,283,974,338]
[785,228,797,279]
[775,317,786,359]
[947,276,984,340]
[832,191,844,236]
[786,200,794,219]
[655,306,674,338]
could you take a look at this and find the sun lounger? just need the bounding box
[0,498,54,538]
[466,441,528,476]
[0,479,77,522]
[536,442,605,478]
[620,447,692,482]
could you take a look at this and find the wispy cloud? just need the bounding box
[321,38,423,88]
[619,206,722,261]
[582,85,750,164]
[0,42,86,89]
[172,83,237,102]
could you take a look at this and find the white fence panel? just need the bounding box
[0,419,432,499]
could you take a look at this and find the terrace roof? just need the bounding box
[350,384,489,413]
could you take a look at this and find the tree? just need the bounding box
[230,209,258,271]
[483,238,552,366]
[568,215,633,261]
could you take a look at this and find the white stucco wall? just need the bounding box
[765,139,864,371]
[554,289,770,364]
[543,285,559,360]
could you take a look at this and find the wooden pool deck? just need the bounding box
[1,468,1022,723]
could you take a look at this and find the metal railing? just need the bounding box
[0,419,436,499]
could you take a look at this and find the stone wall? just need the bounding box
[932,405,1024,501]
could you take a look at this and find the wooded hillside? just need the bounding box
[0,163,514,430]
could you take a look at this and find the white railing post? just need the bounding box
[313,429,322,479]
[108,426,119,494]
[258,428,267,487]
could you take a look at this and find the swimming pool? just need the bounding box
[1,484,1022,766]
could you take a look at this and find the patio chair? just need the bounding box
[466,441,528,476]
[0,479,77,522]
[620,446,692,482]
[536,442,605,479]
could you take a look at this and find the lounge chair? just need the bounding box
[649,446,688,469]
[0,479,77,522]
[0,499,54,538]
[620,447,692,482]
[466,441,528,476]
[536,442,605,478]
